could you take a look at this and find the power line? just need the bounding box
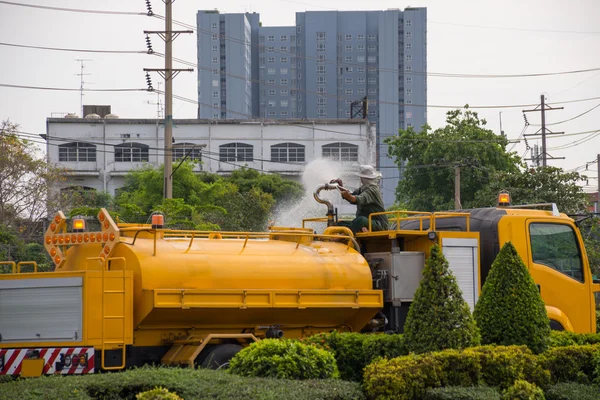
[0,41,147,54]
[0,0,146,15]
[530,103,600,127]
[0,83,149,92]
[152,14,600,79]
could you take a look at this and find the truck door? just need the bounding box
[527,220,592,332]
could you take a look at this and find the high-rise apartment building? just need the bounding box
[197,8,427,206]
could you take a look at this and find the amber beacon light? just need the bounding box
[497,191,511,207]
[72,218,86,232]
[151,214,164,229]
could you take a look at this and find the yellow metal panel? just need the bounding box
[20,359,44,377]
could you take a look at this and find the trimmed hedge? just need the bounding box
[548,331,600,347]
[474,242,551,354]
[545,382,600,400]
[501,380,544,400]
[228,339,339,380]
[539,344,600,384]
[363,345,550,400]
[0,367,364,400]
[136,387,182,400]
[303,331,407,382]
[424,386,501,400]
[403,245,480,354]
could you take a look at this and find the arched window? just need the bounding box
[58,142,96,162]
[219,142,253,162]
[271,143,305,163]
[115,142,149,162]
[322,142,358,162]
[172,143,203,162]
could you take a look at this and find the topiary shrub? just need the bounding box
[545,382,600,400]
[424,386,501,400]
[502,380,545,400]
[228,339,339,380]
[403,244,481,354]
[474,242,551,354]
[548,331,600,347]
[362,333,407,365]
[539,344,600,384]
[303,331,366,381]
[136,387,183,400]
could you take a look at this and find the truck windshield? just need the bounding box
[530,223,584,283]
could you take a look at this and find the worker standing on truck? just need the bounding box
[330,165,389,234]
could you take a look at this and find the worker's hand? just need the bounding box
[329,178,343,187]
[341,189,352,200]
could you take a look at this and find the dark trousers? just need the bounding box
[337,216,383,234]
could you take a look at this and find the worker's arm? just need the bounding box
[341,189,357,204]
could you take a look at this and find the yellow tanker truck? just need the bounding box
[0,186,598,377]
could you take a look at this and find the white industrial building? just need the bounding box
[45,113,377,197]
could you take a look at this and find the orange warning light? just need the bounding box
[45,236,52,244]
[151,214,164,229]
[54,256,61,264]
[73,218,86,232]
[497,191,511,206]
[109,233,115,241]
[50,248,57,257]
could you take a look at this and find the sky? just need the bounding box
[0,0,599,193]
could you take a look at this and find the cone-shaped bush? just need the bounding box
[403,244,481,354]
[474,242,550,354]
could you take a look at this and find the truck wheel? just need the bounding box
[200,344,243,370]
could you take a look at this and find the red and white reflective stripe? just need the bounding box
[0,347,95,375]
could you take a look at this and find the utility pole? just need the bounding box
[523,94,565,167]
[597,153,600,212]
[454,165,461,210]
[76,59,92,117]
[144,0,193,199]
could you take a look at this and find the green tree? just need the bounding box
[403,244,481,354]
[578,216,600,279]
[474,242,551,354]
[385,108,521,211]
[0,120,67,240]
[225,168,304,204]
[472,166,589,214]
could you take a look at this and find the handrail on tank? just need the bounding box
[0,261,16,274]
[17,261,38,273]
[431,212,471,232]
[302,217,329,228]
[367,210,433,232]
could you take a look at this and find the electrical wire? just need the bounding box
[0,41,147,54]
[0,0,146,15]
[152,14,600,79]
[530,103,600,127]
[0,83,148,92]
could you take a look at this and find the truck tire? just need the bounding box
[200,344,243,370]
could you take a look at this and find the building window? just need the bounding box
[406,111,413,119]
[267,46,275,52]
[345,56,352,62]
[271,142,305,162]
[368,56,376,63]
[316,32,326,40]
[317,65,326,73]
[281,89,289,96]
[317,97,326,106]
[406,77,412,84]
[406,66,412,72]
[406,100,412,104]
[268,89,276,96]
[280,67,288,74]
[345,88,353,95]
[268,35,275,41]
[281,57,288,63]
[406,54,412,61]
[280,46,288,52]
[281,100,288,107]
[172,143,202,162]
[407,123,413,127]
[358,67,365,73]
[368,88,377,95]
[212,57,218,64]
[406,19,412,26]
[357,34,365,40]
[317,76,326,84]
[317,43,326,51]
[219,142,253,162]
[259,35,265,43]
[345,77,353,84]
[322,142,358,162]
[58,142,96,162]
[268,100,276,107]
[297,25,302,33]
[212,69,219,75]
[345,45,352,52]
[345,110,351,116]
[368,77,376,84]
[407,88,413,95]
[212,45,218,52]
[358,88,365,95]
[368,67,377,73]
[317,54,325,62]
[268,111,276,117]
[212,34,218,41]
[280,35,288,41]
[281,111,288,117]
[268,57,275,63]
[345,34,352,40]
[317,108,327,117]
[213,91,219,98]
[367,45,376,52]
[115,142,149,162]
[280,78,288,84]
[317,87,325,94]
[357,77,365,84]
[267,68,276,75]
[357,45,365,51]
[406,43,412,50]
[367,34,376,41]
[406,31,412,38]
[268,79,275,84]
[212,22,218,29]
[357,56,365,63]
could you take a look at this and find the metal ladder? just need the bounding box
[101,257,127,370]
